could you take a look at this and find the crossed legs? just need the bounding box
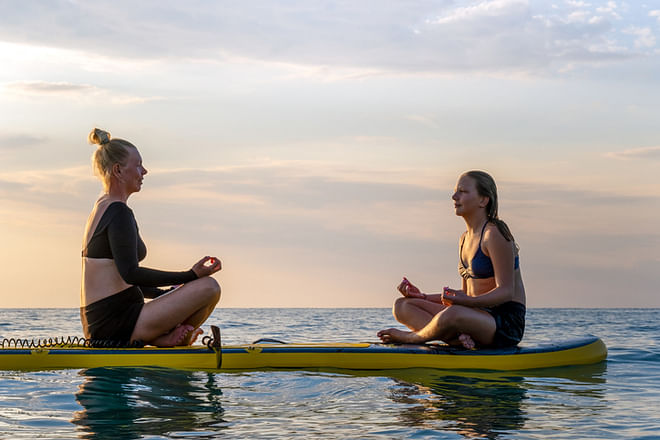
[130,277,221,347]
[378,297,495,348]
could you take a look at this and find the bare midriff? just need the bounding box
[81,258,131,307]
[465,270,526,305]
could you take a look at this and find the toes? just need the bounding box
[189,328,204,344]
[176,325,194,344]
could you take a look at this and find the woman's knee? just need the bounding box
[392,297,408,316]
[198,276,221,303]
[393,296,406,309]
[439,305,468,329]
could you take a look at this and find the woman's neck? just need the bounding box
[104,184,130,202]
[463,212,488,235]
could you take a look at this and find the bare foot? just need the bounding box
[185,328,204,345]
[377,328,425,344]
[458,333,476,349]
[151,324,195,347]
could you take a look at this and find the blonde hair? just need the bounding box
[87,128,135,191]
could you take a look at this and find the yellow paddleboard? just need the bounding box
[0,331,606,372]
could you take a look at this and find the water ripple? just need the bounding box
[1,308,660,439]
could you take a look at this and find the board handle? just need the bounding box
[208,325,223,369]
[210,325,222,349]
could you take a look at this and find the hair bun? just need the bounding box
[88,128,111,146]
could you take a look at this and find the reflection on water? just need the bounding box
[72,367,226,439]
[380,362,608,439]
[387,371,527,439]
[69,363,606,440]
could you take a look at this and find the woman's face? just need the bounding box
[451,174,487,217]
[118,147,147,193]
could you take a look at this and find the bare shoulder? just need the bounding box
[482,222,511,252]
[96,196,125,209]
[85,197,125,235]
[95,198,127,216]
[458,230,467,244]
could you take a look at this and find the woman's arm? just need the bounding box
[107,204,198,287]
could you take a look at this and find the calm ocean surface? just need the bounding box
[0,308,658,439]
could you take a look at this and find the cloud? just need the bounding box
[405,114,440,128]
[565,1,591,7]
[5,80,97,95]
[2,161,658,307]
[0,161,449,242]
[142,162,448,241]
[623,27,656,49]
[4,158,657,233]
[651,10,660,23]
[604,146,660,160]
[595,1,621,19]
[0,166,97,234]
[0,0,653,77]
[2,80,160,104]
[0,166,94,202]
[426,0,528,26]
[5,161,655,243]
[0,133,46,150]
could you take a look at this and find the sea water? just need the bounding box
[0,308,658,439]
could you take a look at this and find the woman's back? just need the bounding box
[81,197,131,307]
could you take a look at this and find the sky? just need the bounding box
[0,0,659,309]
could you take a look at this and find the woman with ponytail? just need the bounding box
[81,128,222,347]
[378,171,526,349]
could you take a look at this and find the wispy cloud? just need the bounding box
[405,114,439,128]
[6,159,657,249]
[0,161,449,242]
[2,161,658,307]
[2,80,161,104]
[650,10,660,23]
[0,133,46,150]
[0,1,655,76]
[0,166,93,199]
[0,166,96,230]
[605,146,660,160]
[565,1,592,8]
[623,27,656,49]
[5,80,97,95]
[427,0,528,26]
[595,0,621,19]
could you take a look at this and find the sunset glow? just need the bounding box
[1,1,658,308]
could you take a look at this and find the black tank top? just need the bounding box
[82,201,196,287]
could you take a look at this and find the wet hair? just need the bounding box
[87,128,136,191]
[464,170,515,242]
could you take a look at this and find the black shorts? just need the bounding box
[485,301,526,348]
[80,286,145,343]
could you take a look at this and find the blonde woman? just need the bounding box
[81,128,222,346]
[378,171,526,349]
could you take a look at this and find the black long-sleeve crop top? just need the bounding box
[82,202,197,290]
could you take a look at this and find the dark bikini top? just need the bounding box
[458,222,519,280]
[82,201,196,287]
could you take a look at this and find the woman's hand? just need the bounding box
[398,277,426,299]
[441,287,469,306]
[192,256,222,278]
